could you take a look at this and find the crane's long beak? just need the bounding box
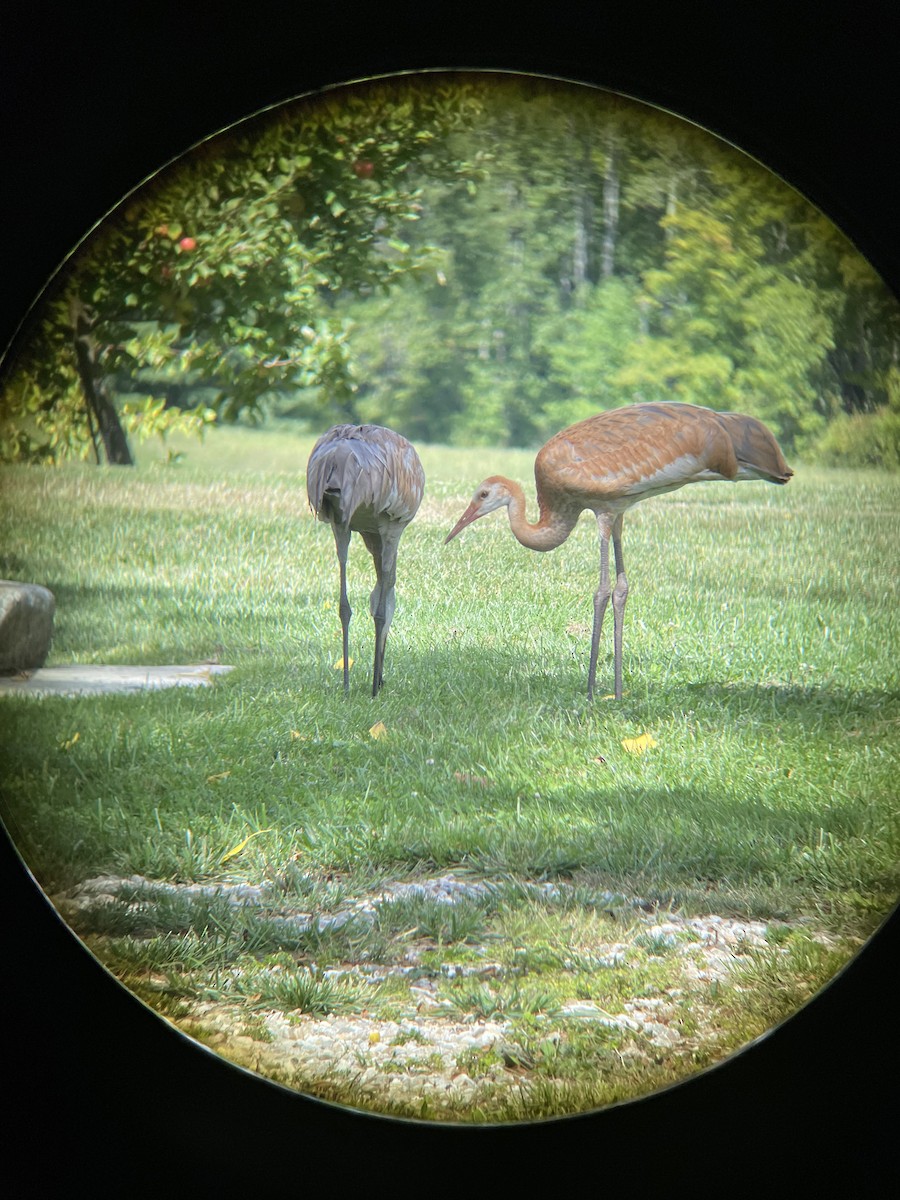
[444,501,483,544]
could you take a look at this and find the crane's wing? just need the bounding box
[537,402,792,502]
[535,403,735,500]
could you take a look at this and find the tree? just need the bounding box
[0,77,484,463]
[533,276,641,436]
[11,72,885,462]
[611,156,858,446]
[811,366,900,469]
[340,77,900,454]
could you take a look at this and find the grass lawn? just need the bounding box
[1,421,898,1122]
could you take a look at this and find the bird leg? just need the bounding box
[362,530,398,697]
[610,515,628,701]
[332,525,352,694]
[589,513,627,700]
[588,522,611,701]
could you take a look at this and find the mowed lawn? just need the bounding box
[1,422,898,1120]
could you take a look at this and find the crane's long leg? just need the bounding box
[588,518,612,701]
[588,513,628,700]
[362,529,399,697]
[332,524,352,694]
[610,514,628,701]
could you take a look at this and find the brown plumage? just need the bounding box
[444,401,793,700]
[307,423,425,696]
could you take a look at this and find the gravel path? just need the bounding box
[54,871,843,1118]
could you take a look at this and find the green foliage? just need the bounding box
[0,77,484,462]
[809,367,900,469]
[376,893,491,944]
[232,965,367,1015]
[534,278,642,435]
[2,74,898,466]
[808,408,899,470]
[440,980,563,1020]
[334,76,899,456]
[613,200,836,444]
[120,395,217,453]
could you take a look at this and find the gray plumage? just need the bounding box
[307,424,425,696]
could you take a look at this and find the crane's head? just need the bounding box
[444,477,512,543]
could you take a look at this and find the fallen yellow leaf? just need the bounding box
[207,770,231,782]
[622,732,658,754]
[369,720,387,739]
[368,1030,381,1045]
[220,828,273,865]
[61,732,80,751]
[334,656,353,671]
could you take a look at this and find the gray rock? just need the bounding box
[0,581,55,672]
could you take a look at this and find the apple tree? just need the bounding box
[0,77,483,463]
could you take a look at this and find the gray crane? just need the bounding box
[307,423,425,696]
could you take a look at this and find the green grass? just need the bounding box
[1,421,899,1121]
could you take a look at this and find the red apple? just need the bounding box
[179,236,197,251]
[352,159,374,179]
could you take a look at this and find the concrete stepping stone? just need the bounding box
[0,663,233,697]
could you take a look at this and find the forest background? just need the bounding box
[2,73,899,467]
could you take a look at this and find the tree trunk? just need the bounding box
[665,178,678,240]
[570,118,592,295]
[70,297,134,465]
[573,187,590,293]
[601,129,620,279]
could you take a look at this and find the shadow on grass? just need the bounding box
[47,581,176,607]
[2,635,896,928]
[680,678,900,714]
[47,578,324,609]
[415,642,900,720]
[38,577,330,665]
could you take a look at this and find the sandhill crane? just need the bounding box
[307,423,425,696]
[445,401,793,700]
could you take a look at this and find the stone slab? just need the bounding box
[0,663,234,698]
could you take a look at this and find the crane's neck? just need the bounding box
[502,478,579,551]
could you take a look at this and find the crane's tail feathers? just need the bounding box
[306,426,424,524]
[307,443,379,524]
[715,412,794,484]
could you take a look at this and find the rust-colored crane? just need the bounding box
[445,401,793,700]
[307,423,425,696]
